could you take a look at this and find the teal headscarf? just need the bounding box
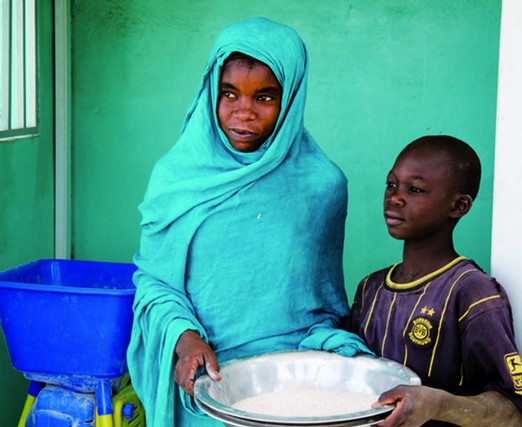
[127,17,371,427]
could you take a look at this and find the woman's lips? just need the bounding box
[230,128,257,140]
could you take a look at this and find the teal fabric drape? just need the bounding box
[127,17,371,427]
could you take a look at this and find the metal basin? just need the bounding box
[194,350,421,426]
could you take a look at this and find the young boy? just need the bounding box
[351,135,522,426]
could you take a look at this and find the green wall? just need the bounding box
[72,0,501,301]
[0,3,55,424]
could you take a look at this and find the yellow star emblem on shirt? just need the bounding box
[420,306,435,316]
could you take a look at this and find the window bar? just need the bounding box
[12,0,25,130]
[0,0,10,132]
[25,0,36,128]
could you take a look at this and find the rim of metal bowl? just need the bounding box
[195,397,389,427]
[194,350,420,425]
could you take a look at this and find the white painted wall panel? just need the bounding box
[492,0,522,347]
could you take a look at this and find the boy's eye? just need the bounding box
[385,180,397,189]
[408,186,423,193]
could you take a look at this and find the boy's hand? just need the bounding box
[374,385,522,427]
[174,330,222,396]
[374,385,439,427]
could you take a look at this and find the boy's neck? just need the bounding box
[398,240,459,283]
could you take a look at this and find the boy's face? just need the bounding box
[217,59,282,152]
[383,148,459,241]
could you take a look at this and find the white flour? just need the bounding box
[231,387,378,417]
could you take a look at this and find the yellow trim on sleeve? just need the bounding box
[459,295,501,322]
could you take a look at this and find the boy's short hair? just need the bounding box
[399,135,482,200]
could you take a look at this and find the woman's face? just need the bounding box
[217,59,282,152]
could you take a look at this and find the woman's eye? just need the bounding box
[221,90,236,99]
[257,95,273,102]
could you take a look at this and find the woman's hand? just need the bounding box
[174,330,222,395]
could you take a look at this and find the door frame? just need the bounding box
[54,0,71,259]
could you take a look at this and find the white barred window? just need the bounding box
[0,0,37,142]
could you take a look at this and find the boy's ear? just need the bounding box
[450,194,473,219]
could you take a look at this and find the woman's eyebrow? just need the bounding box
[219,82,237,90]
[219,82,281,95]
[258,86,281,95]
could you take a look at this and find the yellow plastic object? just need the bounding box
[17,375,145,427]
[18,381,45,427]
[112,384,146,427]
[17,394,36,427]
[96,413,114,427]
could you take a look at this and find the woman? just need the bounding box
[127,17,370,427]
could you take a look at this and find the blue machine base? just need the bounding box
[25,385,96,427]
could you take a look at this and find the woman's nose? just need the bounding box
[234,98,256,120]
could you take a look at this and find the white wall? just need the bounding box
[491,0,522,348]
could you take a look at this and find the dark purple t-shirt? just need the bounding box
[351,257,522,426]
